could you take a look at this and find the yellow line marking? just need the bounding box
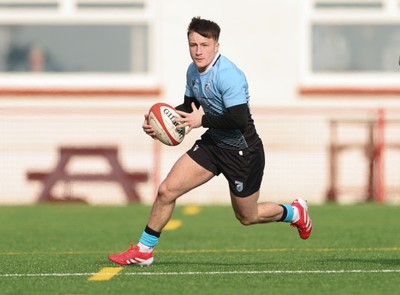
[183,205,202,216]
[164,219,182,230]
[88,267,123,281]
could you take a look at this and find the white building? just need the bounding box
[1,0,400,205]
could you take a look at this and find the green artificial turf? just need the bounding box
[0,203,399,295]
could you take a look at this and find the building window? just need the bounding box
[1,24,148,73]
[0,0,159,91]
[312,24,400,72]
[301,0,400,93]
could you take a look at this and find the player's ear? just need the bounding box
[215,42,219,52]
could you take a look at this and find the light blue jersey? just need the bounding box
[185,54,256,150]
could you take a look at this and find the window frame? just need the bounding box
[0,0,161,94]
[300,0,400,96]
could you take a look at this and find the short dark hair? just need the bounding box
[187,17,220,41]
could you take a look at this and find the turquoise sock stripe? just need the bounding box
[139,231,159,247]
[282,204,294,222]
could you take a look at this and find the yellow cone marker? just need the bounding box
[183,206,201,216]
[164,219,182,230]
[88,267,123,281]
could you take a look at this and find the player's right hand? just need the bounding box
[142,114,157,139]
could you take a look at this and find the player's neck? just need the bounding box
[199,52,220,75]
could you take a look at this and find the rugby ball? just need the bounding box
[148,103,185,146]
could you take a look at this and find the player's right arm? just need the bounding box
[175,95,200,113]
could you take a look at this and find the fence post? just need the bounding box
[376,108,385,203]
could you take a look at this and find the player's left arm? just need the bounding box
[202,103,248,129]
[175,102,248,134]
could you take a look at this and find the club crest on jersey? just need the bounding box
[235,180,243,193]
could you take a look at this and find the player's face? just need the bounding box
[188,32,219,73]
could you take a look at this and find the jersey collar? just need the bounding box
[200,52,221,75]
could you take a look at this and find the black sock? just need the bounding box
[145,225,161,238]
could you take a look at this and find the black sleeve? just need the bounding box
[175,95,200,113]
[202,103,248,130]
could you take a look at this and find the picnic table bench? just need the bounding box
[26,146,148,203]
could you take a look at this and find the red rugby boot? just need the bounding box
[108,243,154,266]
[290,198,312,240]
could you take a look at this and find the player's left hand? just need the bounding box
[175,102,204,134]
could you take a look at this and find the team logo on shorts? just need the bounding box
[235,180,243,193]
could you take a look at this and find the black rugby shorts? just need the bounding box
[187,137,265,197]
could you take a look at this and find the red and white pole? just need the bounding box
[376,108,385,203]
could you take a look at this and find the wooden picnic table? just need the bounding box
[27,146,148,203]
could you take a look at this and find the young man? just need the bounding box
[108,17,312,267]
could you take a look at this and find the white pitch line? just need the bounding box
[1,269,400,278]
[124,269,400,276]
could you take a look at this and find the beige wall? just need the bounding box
[2,100,400,205]
[1,1,400,205]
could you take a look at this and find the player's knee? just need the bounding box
[157,182,178,203]
[234,213,255,226]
